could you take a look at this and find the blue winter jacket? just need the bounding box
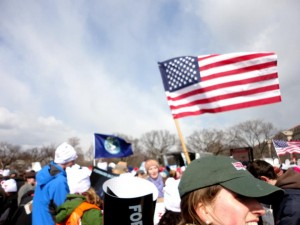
[32,161,69,225]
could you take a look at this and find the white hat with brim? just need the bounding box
[1,179,17,192]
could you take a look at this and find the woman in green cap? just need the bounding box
[178,155,283,225]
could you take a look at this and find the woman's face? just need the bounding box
[147,165,159,179]
[196,188,265,225]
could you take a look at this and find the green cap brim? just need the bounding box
[221,176,284,205]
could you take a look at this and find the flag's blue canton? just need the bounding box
[273,140,288,148]
[159,56,201,92]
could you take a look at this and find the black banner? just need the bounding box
[102,176,158,225]
[90,166,119,198]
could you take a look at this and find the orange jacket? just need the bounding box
[56,202,100,225]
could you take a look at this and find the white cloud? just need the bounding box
[0,0,300,150]
[0,107,76,146]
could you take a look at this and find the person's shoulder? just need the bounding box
[66,194,86,203]
[81,206,102,225]
[19,190,34,205]
[19,182,32,189]
[59,195,85,209]
[284,188,300,196]
[48,164,66,180]
[35,164,51,178]
[49,162,65,175]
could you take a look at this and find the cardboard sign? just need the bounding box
[103,176,158,225]
[230,147,253,163]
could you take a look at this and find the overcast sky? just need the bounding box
[0,0,299,150]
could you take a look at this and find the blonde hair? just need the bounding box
[83,187,102,206]
[178,185,222,225]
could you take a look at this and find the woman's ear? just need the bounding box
[195,202,212,223]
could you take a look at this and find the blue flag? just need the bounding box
[94,133,133,158]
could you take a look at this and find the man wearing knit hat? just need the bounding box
[17,170,36,205]
[32,142,78,225]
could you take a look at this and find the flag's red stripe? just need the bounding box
[169,84,280,110]
[198,54,220,61]
[290,150,300,154]
[172,96,281,119]
[199,52,275,72]
[201,61,277,82]
[167,73,278,101]
[276,148,300,155]
[276,152,287,156]
[288,141,300,145]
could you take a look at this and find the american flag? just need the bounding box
[272,139,300,156]
[158,52,281,119]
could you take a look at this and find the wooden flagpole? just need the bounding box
[174,119,191,165]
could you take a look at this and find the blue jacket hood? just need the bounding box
[36,161,66,186]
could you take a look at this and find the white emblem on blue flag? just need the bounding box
[104,137,121,155]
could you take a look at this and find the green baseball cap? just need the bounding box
[178,155,283,204]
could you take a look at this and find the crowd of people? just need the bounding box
[0,142,103,225]
[0,168,36,225]
[1,141,300,225]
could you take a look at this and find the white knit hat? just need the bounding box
[67,166,91,194]
[163,178,181,212]
[2,169,10,177]
[1,179,17,192]
[54,142,78,164]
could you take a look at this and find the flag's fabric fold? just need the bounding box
[158,52,281,119]
[94,133,133,158]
